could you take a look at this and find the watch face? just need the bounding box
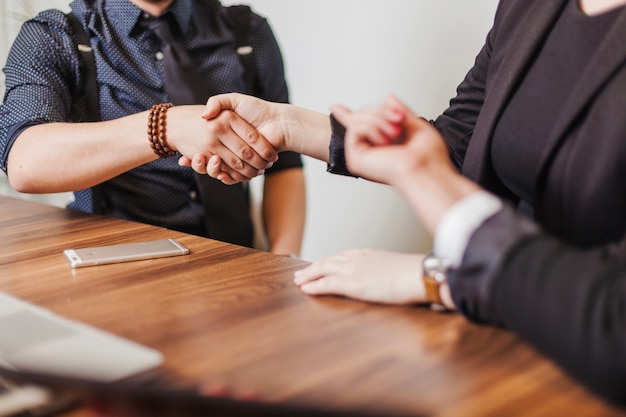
[423,254,451,276]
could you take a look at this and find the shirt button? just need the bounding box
[143,12,151,20]
[155,51,164,61]
[189,190,198,201]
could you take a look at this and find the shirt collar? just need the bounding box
[104,0,199,37]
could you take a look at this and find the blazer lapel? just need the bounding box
[462,0,568,183]
[534,7,626,189]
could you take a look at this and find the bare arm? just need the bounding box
[262,168,306,257]
[7,105,276,193]
[8,112,153,193]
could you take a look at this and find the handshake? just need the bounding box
[174,92,451,191]
[175,93,296,185]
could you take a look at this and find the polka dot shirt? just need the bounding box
[0,0,302,243]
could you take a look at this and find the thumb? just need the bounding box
[202,93,239,120]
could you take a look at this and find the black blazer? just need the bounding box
[435,0,626,406]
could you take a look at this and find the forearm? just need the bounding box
[7,112,155,193]
[399,166,475,311]
[6,105,224,194]
[279,104,331,163]
[262,168,306,256]
[396,163,481,237]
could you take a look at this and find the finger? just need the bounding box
[227,112,278,167]
[207,150,255,183]
[205,155,249,185]
[358,106,404,135]
[299,276,352,297]
[206,154,223,179]
[191,154,209,174]
[208,110,276,172]
[211,154,252,185]
[334,105,403,144]
[218,171,246,185]
[385,94,414,116]
[293,264,326,286]
[178,155,192,167]
[293,254,348,286]
[206,141,261,180]
[346,114,399,145]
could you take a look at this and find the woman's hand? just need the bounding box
[333,95,452,190]
[294,249,426,305]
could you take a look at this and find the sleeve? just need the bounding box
[432,26,494,172]
[247,12,289,104]
[326,114,354,177]
[247,12,303,175]
[448,206,626,406]
[433,191,503,266]
[0,9,82,173]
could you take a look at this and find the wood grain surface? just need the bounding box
[0,196,623,417]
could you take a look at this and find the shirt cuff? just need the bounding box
[433,191,503,267]
[326,114,355,177]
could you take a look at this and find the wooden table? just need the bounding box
[0,195,623,417]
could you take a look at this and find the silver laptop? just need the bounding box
[0,292,163,383]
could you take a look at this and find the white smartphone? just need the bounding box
[63,239,189,268]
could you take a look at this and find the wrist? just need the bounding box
[399,165,481,236]
[281,105,332,161]
[273,102,292,153]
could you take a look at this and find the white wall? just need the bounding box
[0,0,499,261]
[0,0,74,207]
[223,0,499,260]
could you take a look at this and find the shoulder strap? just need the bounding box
[66,12,100,122]
[226,5,259,96]
[67,12,106,214]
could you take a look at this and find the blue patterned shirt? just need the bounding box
[0,0,301,242]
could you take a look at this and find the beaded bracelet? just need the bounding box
[147,103,176,158]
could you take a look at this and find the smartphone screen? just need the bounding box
[63,239,189,268]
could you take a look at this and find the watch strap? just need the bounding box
[422,252,451,309]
